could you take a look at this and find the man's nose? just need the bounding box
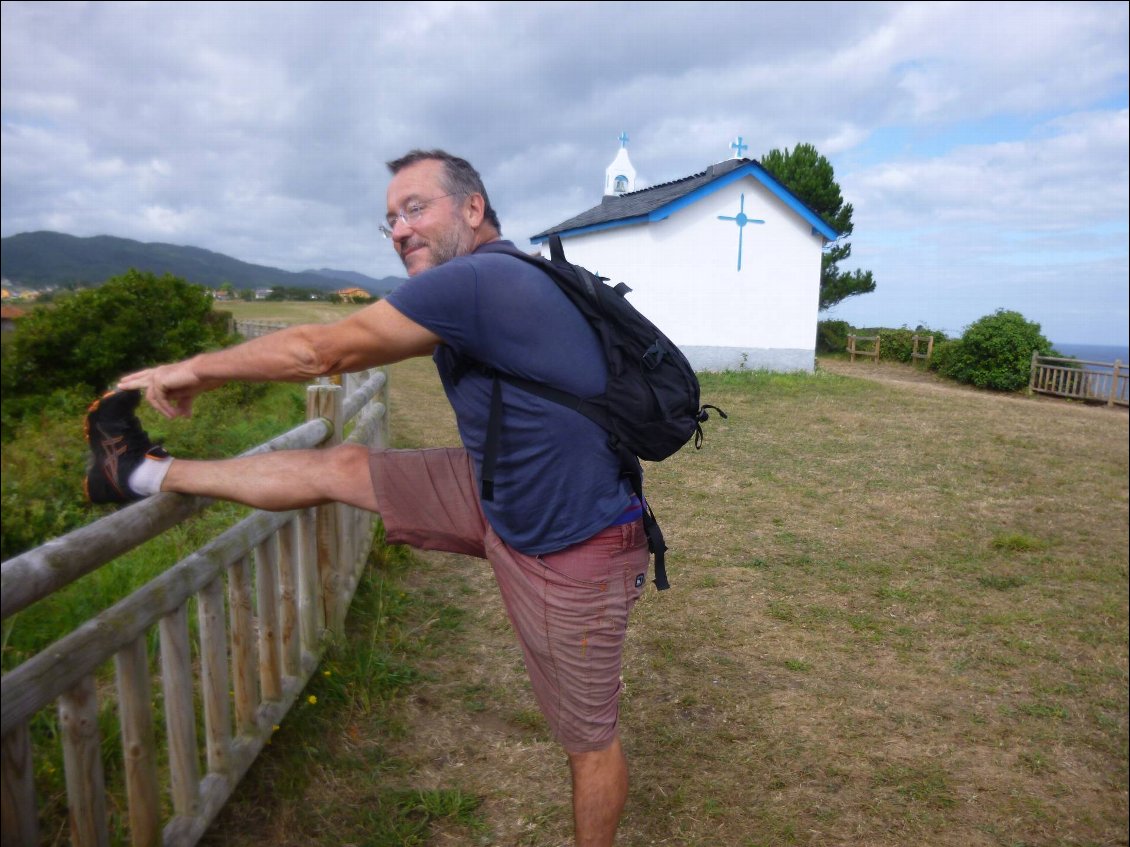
[389,217,413,241]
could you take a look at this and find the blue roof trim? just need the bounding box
[532,160,840,243]
[749,165,839,241]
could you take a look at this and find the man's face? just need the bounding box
[385,159,472,276]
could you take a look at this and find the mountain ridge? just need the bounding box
[0,231,404,295]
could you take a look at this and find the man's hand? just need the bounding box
[118,359,222,419]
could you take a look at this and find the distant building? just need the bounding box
[1,305,27,333]
[531,135,838,372]
[335,287,373,303]
[254,288,274,300]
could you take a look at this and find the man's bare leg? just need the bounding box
[162,443,379,512]
[568,736,628,847]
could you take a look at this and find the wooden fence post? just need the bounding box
[160,604,200,818]
[298,507,322,652]
[377,367,391,448]
[115,635,161,847]
[278,519,302,678]
[1028,351,1039,396]
[1,724,38,847]
[911,334,934,365]
[228,554,257,735]
[58,674,108,847]
[197,576,232,778]
[847,334,880,363]
[1110,360,1122,408]
[307,384,345,637]
[255,534,283,703]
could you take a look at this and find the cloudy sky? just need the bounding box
[2,1,1127,345]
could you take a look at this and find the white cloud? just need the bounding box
[2,0,1127,340]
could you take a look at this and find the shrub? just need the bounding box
[1,269,233,409]
[876,328,916,363]
[933,310,1055,391]
[816,319,852,353]
[928,339,960,375]
[878,326,948,364]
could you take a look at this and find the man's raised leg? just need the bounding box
[84,388,379,512]
[161,443,379,512]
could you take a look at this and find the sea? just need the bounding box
[1052,342,1130,369]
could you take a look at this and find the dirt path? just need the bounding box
[817,356,1127,417]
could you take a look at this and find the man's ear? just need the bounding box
[463,192,487,228]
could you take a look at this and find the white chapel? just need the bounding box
[531,135,838,372]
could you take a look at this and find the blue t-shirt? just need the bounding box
[385,240,631,555]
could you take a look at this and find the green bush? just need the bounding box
[0,387,93,559]
[876,328,916,362]
[816,319,852,353]
[928,339,960,375]
[933,309,1056,391]
[1,269,233,410]
[876,326,948,364]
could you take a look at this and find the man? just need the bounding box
[85,150,649,846]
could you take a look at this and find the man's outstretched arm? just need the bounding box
[119,300,441,419]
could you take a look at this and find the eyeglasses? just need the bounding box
[379,193,460,238]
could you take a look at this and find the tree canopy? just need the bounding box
[2,269,231,401]
[760,143,876,311]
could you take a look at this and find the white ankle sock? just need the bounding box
[128,455,174,497]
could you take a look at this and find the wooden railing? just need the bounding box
[0,369,390,847]
[1029,353,1127,407]
[231,319,288,339]
[910,334,934,364]
[847,334,880,363]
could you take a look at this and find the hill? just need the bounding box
[0,231,404,296]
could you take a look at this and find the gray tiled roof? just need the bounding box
[532,157,837,242]
[532,158,753,239]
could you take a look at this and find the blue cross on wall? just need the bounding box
[717,193,765,271]
[730,136,748,158]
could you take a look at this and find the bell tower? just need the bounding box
[604,131,637,196]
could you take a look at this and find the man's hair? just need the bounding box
[386,149,502,233]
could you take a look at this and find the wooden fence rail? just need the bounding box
[847,334,880,363]
[1029,353,1127,408]
[1,368,390,847]
[231,319,288,339]
[911,334,935,364]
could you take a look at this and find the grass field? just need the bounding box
[198,356,1127,847]
[219,299,370,325]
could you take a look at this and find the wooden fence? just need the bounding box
[1029,353,1127,407]
[231,319,288,339]
[847,334,880,363]
[910,334,934,364]
[0,369,390,847]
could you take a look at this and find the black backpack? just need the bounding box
[462,234,726,590]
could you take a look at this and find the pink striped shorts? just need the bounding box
[368,447,649,752]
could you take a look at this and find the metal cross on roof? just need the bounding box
[717,193,765,271]
[730,136,749,158]
[619,131,629,148]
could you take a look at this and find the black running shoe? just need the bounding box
[84,389,168,504]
